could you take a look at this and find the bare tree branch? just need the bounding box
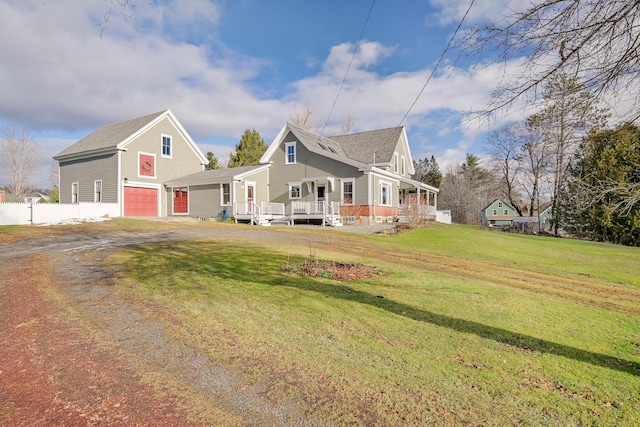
[463,1,640,117]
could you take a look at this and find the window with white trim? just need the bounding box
[71,182,79,204]
[393,153,399,173]
[504,209,509,215]
[401,155,406,175]
[492,209,498,215]
[341,179,354,205]
[94,180,102,203]
[289,182,302,199]
[380,181,391,206]
[285,142,296,164]
[498,201,503,208]
[162,135,172,157]
[221,183,230,206]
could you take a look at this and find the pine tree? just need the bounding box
[228,129,268,168]
[205,152,222,170]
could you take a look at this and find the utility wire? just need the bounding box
[321,0,376,136]
[397,0,475,128]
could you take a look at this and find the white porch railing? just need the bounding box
[292,201,326,215]
[234,201,258,216]
[234,202,285,216]
[398,204,437,221]
[261,202,285,216]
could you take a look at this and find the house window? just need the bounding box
[162,135,172,157]
[94,180,102,203]
[380,182,391,206]
[504,209,509,215]
[342,179,354,205]
[285,142,296,164]
[498,201,503,208]
[71,182,79,204]
[401,156,406,175]
[393,153,399,173]
[221,183,230,206]
[139,153,156,177]
[289,182,302,199]
[492,209,498,215]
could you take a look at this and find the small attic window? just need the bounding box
[328,146,337,153]
[318,143,328,150]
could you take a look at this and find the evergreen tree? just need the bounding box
[564,123,640,246]
[205,151,222,170]
[228,129,268,168]
[412,155,442,188]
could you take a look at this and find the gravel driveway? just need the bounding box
[0,221,394,426]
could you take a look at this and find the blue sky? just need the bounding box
[0,0,531,189]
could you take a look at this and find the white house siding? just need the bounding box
[58,153,118,204]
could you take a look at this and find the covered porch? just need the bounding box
[397,178,438,223]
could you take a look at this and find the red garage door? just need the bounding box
[124,187,158,217]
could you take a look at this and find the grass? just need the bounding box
[107,224,640,425]
[0,217,176,244]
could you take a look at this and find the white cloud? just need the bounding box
[428,0,524,26]
[0,1,528,189]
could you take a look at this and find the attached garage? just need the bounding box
[124,186,158,217]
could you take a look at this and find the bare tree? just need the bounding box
[529,74,608,235]
[439,155,500,224]
[464,1,640,117]
[518,119,553,219]
[485,124,524,215]
[290,105,357,136]
[0,123,42,202]
[290,104,315,130]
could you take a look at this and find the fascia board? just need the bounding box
[260,124,289,163]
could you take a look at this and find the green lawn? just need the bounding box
[111,223,640,426]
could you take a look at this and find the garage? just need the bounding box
[124,186,158,217]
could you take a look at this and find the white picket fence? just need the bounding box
[0,202,120,226]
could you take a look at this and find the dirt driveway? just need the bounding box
[0,222,374,426]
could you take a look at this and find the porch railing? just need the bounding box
[398,204,437,219]
[292,201,326,215]
[261,202,285,216]
[234,201,256,216]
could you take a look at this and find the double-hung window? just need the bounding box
[285,142,296,164]
[221,183,231,206]
[162,135,172,157]
[342,179,354,205]
[380,182,391,206]
[94,180,102,203]
[289,182,302,199]
[71,182,79,204]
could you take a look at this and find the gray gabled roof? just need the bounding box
[283,123,403,166]
[164,165,268,187]
[53,110,167,159]
[330,126,404,165]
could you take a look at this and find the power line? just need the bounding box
[321,0,376,136]
[397,0,475,128]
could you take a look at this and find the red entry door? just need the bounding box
[173,187,188,213]
[247,185,255,211]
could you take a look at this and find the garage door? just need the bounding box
[124,187,158,217]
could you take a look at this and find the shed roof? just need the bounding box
[164,165,268,187]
